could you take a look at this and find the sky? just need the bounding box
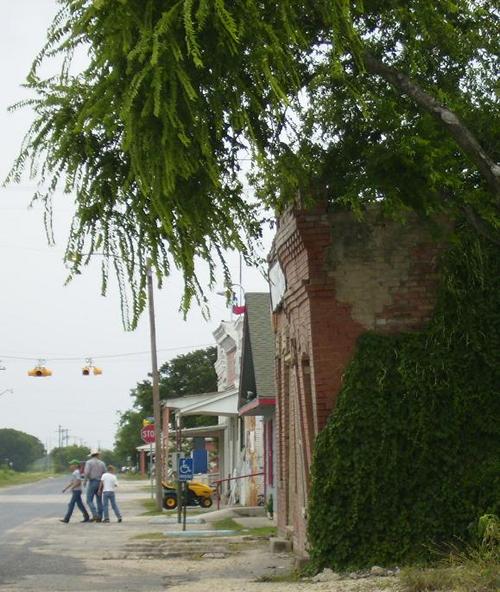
[0,1,272,453]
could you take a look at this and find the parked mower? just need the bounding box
[162,480,215,510]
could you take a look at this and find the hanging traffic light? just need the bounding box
[28,366,52,377]
[82,358,102,376]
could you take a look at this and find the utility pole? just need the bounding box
[147,266,163,511]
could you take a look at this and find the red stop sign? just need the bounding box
[141,425,156,443]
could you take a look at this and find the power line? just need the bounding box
[0,343,214,362]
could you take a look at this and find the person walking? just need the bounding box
[84,449,106,522]
[60,459,90,523]
[99,464,122,523]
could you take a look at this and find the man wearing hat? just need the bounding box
[84,449,106,522]
[60,460,90,523]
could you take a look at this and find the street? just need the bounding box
[0,477,87,588]
[0,476,64,535]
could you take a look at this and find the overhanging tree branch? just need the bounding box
[363,53,500,202]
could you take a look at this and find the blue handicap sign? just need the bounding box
[178,457,194,481]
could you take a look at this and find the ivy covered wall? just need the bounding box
[307,229,500,569]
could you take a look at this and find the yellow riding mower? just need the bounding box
[162,480,215,510]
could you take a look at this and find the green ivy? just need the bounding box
[307,228,500,570]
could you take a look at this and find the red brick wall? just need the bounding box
[270,205,448,555]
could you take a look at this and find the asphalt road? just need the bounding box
[0,476,86,586]
[0,476,65,534]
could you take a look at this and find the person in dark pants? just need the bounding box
[60,460,90,523]
[84,449,106,522]
[99,465,122,523]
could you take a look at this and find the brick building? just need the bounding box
[268,204,448,554]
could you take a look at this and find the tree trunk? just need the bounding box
[363,53,500,203]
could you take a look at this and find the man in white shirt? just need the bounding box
[99,465,122,523]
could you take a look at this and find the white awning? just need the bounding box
[177,388,238,417]
[163,392,220,410]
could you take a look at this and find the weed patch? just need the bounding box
[401,545,499,592]
[0,470,53,488]
[139,499,164,516]
[131,532,167,540]
[213,517,245,531]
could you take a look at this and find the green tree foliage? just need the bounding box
[7,1,498,326]
[0,429,46,472]
[114,410,143,466]
[99,448,121,468]
[307,228,500,570]
[114,347,218,463]
[50,445,90,473]
[135,347,218,414]
[258,1,499,237]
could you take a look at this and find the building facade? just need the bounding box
[238,293,277,508]
[269,204,448,553]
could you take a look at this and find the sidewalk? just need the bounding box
[1,479,294,591]
[2,479,395,592]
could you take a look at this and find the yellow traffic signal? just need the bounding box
[82,358,102,376]
[28,366,52,377]
[142,418,152,427]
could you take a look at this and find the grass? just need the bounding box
[140,497,210,517]
[213,517,245,531]
[245,525,277,537]
[139,498,165,516]
[131,532,167,540]
[400,545,499,592]
[255,571,301,583]
[213,517,277,538]
[0,469,53,488]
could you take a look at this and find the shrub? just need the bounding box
[307,229,500,570]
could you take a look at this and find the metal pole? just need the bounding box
[147,267,163,511]
[176,416,182,524]
[182,481,187,531]
[149,443,154,499]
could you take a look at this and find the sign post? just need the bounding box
[141,425,156,501]
[178,458,193,531]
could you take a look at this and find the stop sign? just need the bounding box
[141,425,156,443]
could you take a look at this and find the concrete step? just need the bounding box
[109,538,235,560]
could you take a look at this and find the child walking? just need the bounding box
[99,464,122,523]
[60,460,90,523]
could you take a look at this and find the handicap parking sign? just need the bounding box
[178,457,194,481]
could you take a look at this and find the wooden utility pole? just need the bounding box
[147,267,163,511]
